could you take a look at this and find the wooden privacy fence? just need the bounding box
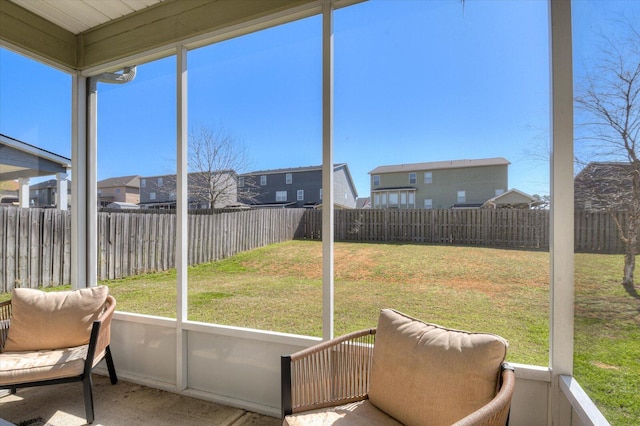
[0,206,636,292]
[0,207,305,292]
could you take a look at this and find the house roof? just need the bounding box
[98,175,140,189]
[0,133,71,180]
[369,157,510,175]
[241,163,348,176]
[481,188,536,208]
[574,161,633,210]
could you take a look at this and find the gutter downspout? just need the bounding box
[84,66,136,287]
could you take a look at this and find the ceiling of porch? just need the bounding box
[1,0,323,72]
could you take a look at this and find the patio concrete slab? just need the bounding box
[0,375,280,426]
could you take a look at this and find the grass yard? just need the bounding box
[2,240,638,423]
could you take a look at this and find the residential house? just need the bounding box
[97,175,140,207]
[574,162,632,211]
[238,164,358,209]
[139,171,237,209]
[30,178,71,208]
[369,157,509,209]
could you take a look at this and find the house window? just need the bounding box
[374,193,380,208]
[116,188,121,193]
[260,175,267,186]
[381,193,387,207]
[409,193,415,208]
[97,189,101,195]
[238,177,244,187]
[286,173,292,184]
[409,172,417,184]
[401,192,407,206]
[424,172,432,184]
[424,198,433,209]
[373,175,380,186]
[141,179,146,188]
[457,191,466,203]
[297,190,304,201]
[150,192,156,200]
[495,189,505,196]
[320,188,323,200]
[158,177,163,186]
[276,191,287,201]
[389,192,399,206]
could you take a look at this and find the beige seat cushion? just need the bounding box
[0,345,88,386]
[3,286,109,352]
[283,400,403,426]
[368,309,508,426]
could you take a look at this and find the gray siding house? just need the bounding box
[139,171,237,209]
[238,164,358,209]
[369,157,509,209]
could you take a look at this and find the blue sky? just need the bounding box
[1,0,638,198]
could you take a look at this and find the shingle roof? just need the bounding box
[97,175,140,188]
[369,157,509,174]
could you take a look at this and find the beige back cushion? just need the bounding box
[4,286,109,352]
[368,309,508,426]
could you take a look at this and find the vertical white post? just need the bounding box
[72,75,88,290]
[549,0,574,424]
[56,172,68,211]
[86,78,99,288]
[176,45,189,391]
[322,0,335,341]
[17,178,30,208]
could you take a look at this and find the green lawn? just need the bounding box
[2,240,638,424]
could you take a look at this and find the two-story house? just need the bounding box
[139,171,237,209]
[369,157,509,209]
[238,164,358,209]
[97,175,140,207]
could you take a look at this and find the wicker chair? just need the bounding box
[0,288,118,424]
[282,309,515,426]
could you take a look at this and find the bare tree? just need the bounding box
[575,22,640,290]
[187,126,258,209]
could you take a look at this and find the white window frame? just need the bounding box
[424,198,433,209]
[286,173,292,184]
[276,190,287,202]
[141,179,146,188]
[373,175,380,186]
[409,172,416,184]
[150,192,156,200]
[457,190,466,203]
[424,172,432,184]
[260,175,267,186]
[238,177,244,187]
[297,189,304,201]
[158,177,163,186]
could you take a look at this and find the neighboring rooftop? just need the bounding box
[369,157,510,174]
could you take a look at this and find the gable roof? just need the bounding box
[482,188,536,209]
[241,163,348,176]
[98,175,140,189]
[369,157,509,175]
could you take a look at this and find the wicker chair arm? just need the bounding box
[453,363,516,426]
[282,328,376,418]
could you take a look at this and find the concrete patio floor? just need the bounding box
[0,375,280,426]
